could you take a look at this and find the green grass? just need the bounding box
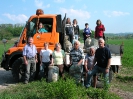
[0,37,18,63]
[0,43,13,62]
[111,66,133,92]
[108,39,133,67]
[0,78,120,99]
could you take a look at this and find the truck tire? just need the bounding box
[12,57,25,82]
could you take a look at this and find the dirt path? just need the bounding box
[110,88,133,99]
[0,68,16,90]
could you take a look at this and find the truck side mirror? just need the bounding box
[56,15,62,33]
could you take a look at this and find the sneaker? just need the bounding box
[24,81,28,84]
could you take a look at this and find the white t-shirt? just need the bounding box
[40,49,52,62]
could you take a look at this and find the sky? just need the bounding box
[0,0,133,33]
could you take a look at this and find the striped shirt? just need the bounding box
[70,48,84,65]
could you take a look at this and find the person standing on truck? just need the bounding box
[95,19,105,40]
[69,40,84,85]
[51,43,65,78]
[85,38,111,90]
[40,42,52,81]
[33,22,47,34]
[65,18,74,44]
[23,37,38,84]
[83,23,92,46]
[72,19,80,40]
[84,47,97,88]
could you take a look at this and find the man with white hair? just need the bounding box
[86,38,111,89]
[69,40,84,85]
[23,37,38,84]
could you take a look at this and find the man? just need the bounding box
[86,38,111,89]
[69,40,84,85]
[23,37,38,84]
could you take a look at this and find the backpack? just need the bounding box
[66,26,73,35]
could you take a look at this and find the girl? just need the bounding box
[73,19,80,40]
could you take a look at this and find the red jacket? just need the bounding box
[95,24,105,38]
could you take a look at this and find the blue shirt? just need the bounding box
[33,28,48,34]
[23,44,37,58]
[84,28,91,35]
[38,28,48,33]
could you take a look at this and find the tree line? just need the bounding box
[0,24,24,40]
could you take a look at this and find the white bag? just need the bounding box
[48,66,59,82]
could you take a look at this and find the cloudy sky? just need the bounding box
[0,0,133,33]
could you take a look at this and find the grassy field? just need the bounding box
[108,39,133,98]
[0,38,18,62]
[0,38,133,98]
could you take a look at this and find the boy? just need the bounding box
[83,23,92,45]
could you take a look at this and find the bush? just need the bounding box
[0,30,13,40]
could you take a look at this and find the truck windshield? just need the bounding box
[27,18,53,37]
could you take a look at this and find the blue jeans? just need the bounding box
[40,62,50,79]
[85,65,109,88]
[74,35,78,40]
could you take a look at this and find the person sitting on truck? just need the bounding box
[23,37,38,84]
[95,19,105,40]
[33,22,48,34]
[84,47,97,88]
[51,43,65,78]
[83,23,92,46]
[72,19,80,40]
[69,40,84,85]
[85,38,111,90]
[65,18,74,44]
[40,42,52,81]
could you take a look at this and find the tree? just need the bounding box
[0,29,13,40]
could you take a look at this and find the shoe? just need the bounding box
[24,81,28,84]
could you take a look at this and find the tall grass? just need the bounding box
[108,39,133,67]
[0,43,13,62]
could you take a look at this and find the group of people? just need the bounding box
[23,38,65,84]
[23,36,111,90]
[65,18,105,46]
[22,18,110,89]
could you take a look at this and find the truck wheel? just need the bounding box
[109,67,114,83]
[12,57,25,82]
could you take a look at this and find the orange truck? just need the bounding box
[1,9,67,81]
